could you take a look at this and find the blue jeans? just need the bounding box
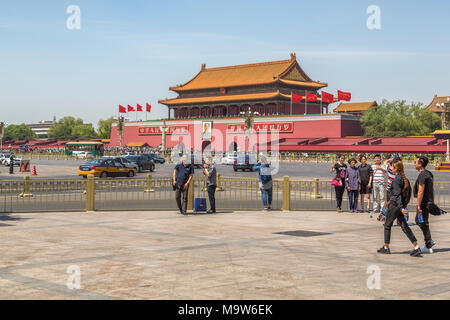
[260,187,273,207]
[348,190,358,211]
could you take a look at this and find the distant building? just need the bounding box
[427,95,450,117]
[26,118,56,138]
[333,101,378,117]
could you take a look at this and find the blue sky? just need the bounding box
[1,0,450,126]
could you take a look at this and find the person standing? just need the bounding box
[9,153,14,174]
[253,155,274,212]
[414,156,436,254]
[203,157,217,214]
[330,154,347,213]
[371,155,386,214]
[358,155,373,213]
[345,158,360,213]
[378,161,422,257]
[173,155,194,215]
[384,155,397,196]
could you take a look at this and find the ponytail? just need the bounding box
[394,161,409,195]
[401,172,409,196]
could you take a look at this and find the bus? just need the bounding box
[65,141,104,157]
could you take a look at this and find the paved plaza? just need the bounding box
[1,209,450,300]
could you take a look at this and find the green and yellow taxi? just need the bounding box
[78,158,136,178]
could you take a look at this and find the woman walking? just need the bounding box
[345,158,360,213]
[377,161,422,257]
[330,154,347,213]
[358,155,373,213]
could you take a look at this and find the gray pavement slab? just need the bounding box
[0,209,450,299]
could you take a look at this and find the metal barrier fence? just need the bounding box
[1,175,449,213]
[0,177,86,212]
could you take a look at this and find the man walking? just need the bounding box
[173,155,194,215]
[371,154,386,213]
[414,156,436,253]
[203,157,217,214]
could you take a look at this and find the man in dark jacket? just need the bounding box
[414,156,436,254]
[173,155,194,215]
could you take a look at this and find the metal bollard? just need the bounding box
[187,179,194,211]
[282,176,291,212]
[86,174,95,212]
[216,173,224,191]
[19,176,34,197]
[144,174,155,192]
[311,178,323,199]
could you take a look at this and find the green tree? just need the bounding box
[4,124,37,141]
[48,116,97,140]
[97,117,115,139]
[361,100,441,137]
[72,124,98,139]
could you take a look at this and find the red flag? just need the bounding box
[137,104,143,112]
[119,105,127,113]
[146,103,152,112]
[306,92,318,102]
[291,93,303,103]
[337,90,351,101]
[321,91,334,103]
[127,104,135,112]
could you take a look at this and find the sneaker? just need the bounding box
[207,209,216,214]
[263,207,269,212]
[377,247,391,254]
[410,248,422,257]
[422,240,436,253]
[181,210,187,215]
[430,240,436,248]
[421,247,433,254]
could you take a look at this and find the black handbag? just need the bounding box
[427,203,447,216]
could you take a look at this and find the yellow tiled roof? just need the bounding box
[334,101,377,112]
[159,91,291,106]
[169,53,325,92]
[126,142,149,147]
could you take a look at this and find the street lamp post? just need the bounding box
[114,116,128,149]
[159,120,169,155]
[436,98,450,162]
[240,107,259,153]
[0,122,5,152]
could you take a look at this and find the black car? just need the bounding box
[233,154,257,172]
[125,155,155,173]
[143,153,165,164]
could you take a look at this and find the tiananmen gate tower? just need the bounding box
[109,54,448,155]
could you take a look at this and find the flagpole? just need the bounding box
[290,91,293,116]
[305,90,307,115]
[320,92,323,115]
